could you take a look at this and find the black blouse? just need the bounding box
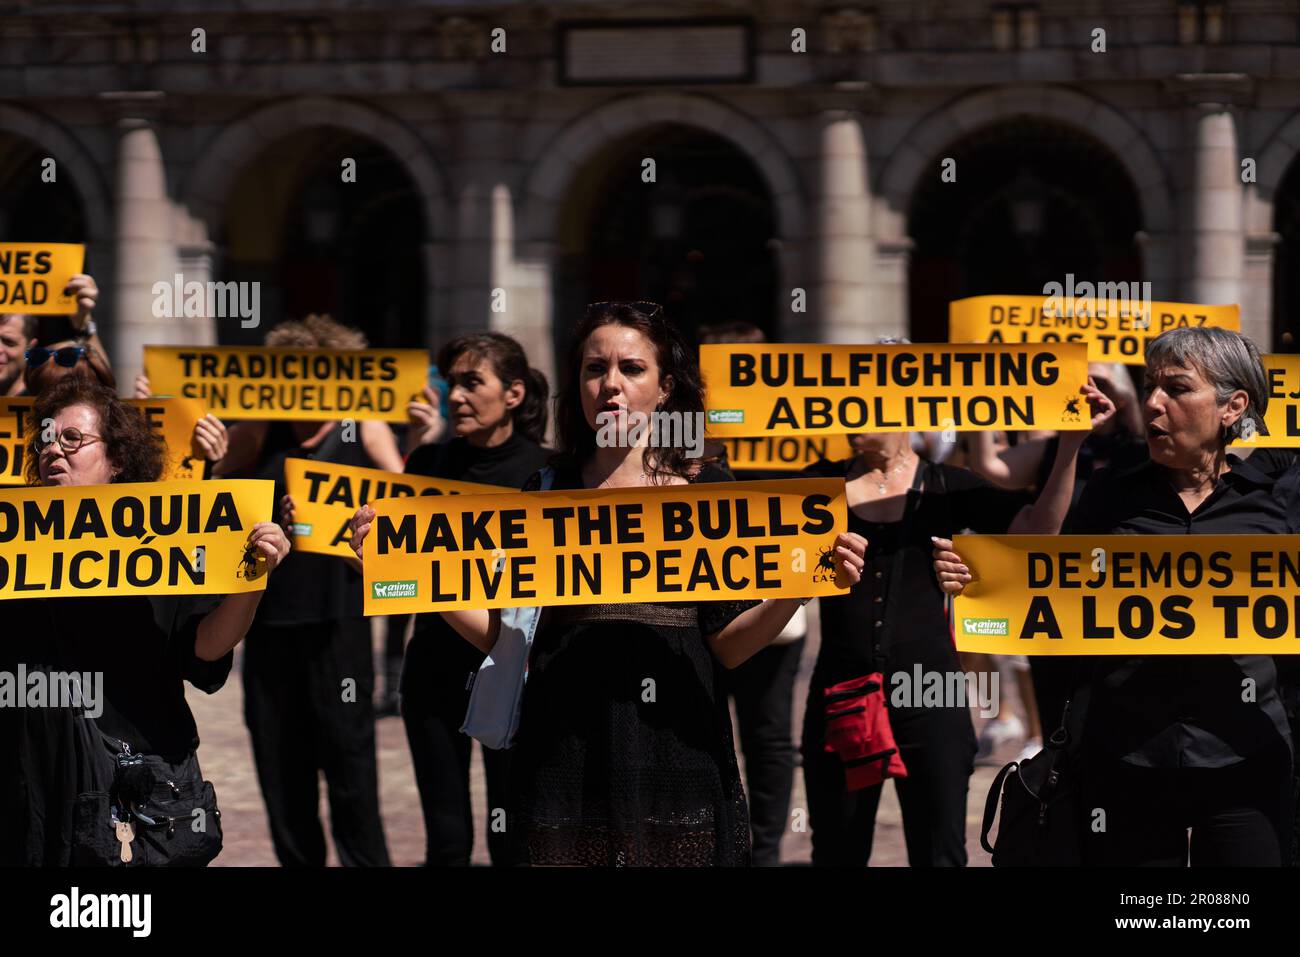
[803,457,1031,685]
[1063,453,1300,768]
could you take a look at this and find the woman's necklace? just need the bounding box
[861,453,915,494]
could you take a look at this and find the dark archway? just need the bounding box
[220,128,424,348]
[552,124,779,356]
[1272,157,1300,353]
[907,117,1143,343]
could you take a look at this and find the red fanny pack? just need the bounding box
[822,674,907,791]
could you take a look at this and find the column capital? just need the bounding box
[97,90,166,126]
[809,82,880,115]
[1163,73,1254,108]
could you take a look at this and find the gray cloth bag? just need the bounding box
[459,466,554,749]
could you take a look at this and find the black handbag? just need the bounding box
[979,687,1089,867]
[70,722,223,868]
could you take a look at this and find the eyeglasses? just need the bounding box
[585,300,664,319]
[26,345,88,369]
[35,426,104,455]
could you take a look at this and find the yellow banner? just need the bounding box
[701,343,1089,437]
[718,434,857,471]
[143,345,428,423]
[949,295,1240,365]
[1233,354,1300,449]
[284,457,509,559]
[0,243,85,315]
[953,534,1300,654]
[363,478,849,614]
[0,396,207,486]
[0,479,275,599]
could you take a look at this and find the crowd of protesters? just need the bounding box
[2,276,1297,868]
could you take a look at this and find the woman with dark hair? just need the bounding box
[397,331,550,866]
[1,376,289,866]
[352,302,867,866]
[936,326,1300,866]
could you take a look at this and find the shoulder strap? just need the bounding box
[981,760,1017,854]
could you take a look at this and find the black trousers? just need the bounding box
[725,638,804,866]
[1082,748,1293,866]
[242,617,390,867]
[400,631,512,866]
[802,690,975,866]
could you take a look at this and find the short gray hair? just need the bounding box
[1144,326,1269,443]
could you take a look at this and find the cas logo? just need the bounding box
[812,545,837,582]
[372,580,418,599]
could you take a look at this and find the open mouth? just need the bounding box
[1147,424,1170,439]
[599,402,624,415]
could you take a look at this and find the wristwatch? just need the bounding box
[77,319,97,340]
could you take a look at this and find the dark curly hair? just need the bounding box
[554,302,714,483]
[437,332,549,445]
[25,376,165,485]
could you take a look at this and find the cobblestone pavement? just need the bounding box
[190,610,1019,867]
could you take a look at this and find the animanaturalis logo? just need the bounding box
[962,617,1009,637]
[372,580,418,599]
[707,409,744,424]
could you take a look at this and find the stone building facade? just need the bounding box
[3,0,1300,386]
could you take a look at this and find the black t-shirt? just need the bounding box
[803,457,1031,685]
[1063,454,1300,768]
[254,422,371,625]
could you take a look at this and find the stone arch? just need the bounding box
[182,96,450,241]
[519,92,806,245]
[1254,110,1300,199]
[0,102,113,244]
[878,86,1172,235]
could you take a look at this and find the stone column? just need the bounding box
[811,109,873,343]
[101,91,180,390]
[1166,74,1252,309]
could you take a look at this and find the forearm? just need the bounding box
[706,598,802,669]
[1012,433,1083,534]
[195,592,263,661]
[441,608,499,655]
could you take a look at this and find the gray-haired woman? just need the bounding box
[935,326,1300,866]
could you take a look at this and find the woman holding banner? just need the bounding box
[799,367,1115,867]
[0,376,289,865]
[227,314,401,868]
[351,302,867,866]
[935,326,1300,866]
[397,332,549,867]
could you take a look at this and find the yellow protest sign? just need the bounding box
[1233,354,1300,449]
[143,345,428,422]
[700,343,1089,437]
[284,457,509,559]
[0,479,275,599]
[949,295,1240,365]
[952,534,1300,654]
[0,396,207,486]
[362,478,848,614]
[718,434,857,471]
[0,243,85,315]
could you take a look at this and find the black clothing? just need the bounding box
[801,457,1030,866]
[242,617,389,867]
[1,595,226,866]
[1034,429,1149,502]
[1064,453,1300,768]
[242,420,390,866]
[400,432,547,866]
[724,636,803,866]
[1083,745,1292,865]
[508,461,758,866]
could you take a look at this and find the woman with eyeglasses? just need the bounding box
[0,375,290,866]
[351,302,868,866]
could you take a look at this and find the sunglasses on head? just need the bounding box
[26,345,88,369]
[585,300,664,319]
